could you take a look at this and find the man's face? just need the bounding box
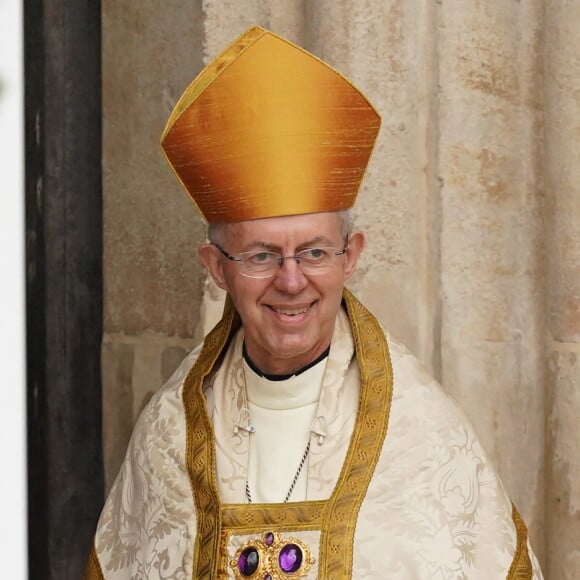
[199,212,364,375]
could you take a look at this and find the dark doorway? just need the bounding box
[25,0,104,577]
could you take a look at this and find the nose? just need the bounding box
[273,257,308,294]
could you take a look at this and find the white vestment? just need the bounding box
[87,291,542,579]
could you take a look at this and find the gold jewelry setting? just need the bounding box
[230,532,315,579]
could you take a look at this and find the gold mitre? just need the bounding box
[161,26,381,223]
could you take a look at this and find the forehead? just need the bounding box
[225,212,343,247]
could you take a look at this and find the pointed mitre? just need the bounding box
[161,26,381,223]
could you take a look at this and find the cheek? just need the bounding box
[320,274,347,300]
[227,278,270,314]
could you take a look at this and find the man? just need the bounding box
[87,26,543,579]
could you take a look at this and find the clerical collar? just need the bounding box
[242,343,331,381]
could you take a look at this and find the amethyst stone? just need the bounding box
[264,532,275,546]
[238,547,259,576]
[264,575,272,580]
[279,543,303,573]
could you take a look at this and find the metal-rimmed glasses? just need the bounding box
[213,239,349,279]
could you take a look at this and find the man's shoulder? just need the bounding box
[387,334,458,411]
[384,333,488,452]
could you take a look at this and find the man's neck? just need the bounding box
[242,343,330,381]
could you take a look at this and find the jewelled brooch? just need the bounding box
[230,531,315,579]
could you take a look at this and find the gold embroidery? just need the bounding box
[507,504,532,579]
[230,532,315,579]
[218,503,326,575]
[222,502,326,534]
[183,295,240,578]
[318,289,393,577]
[185,289,393,579]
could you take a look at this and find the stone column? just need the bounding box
[307,0,441,368]
[102,0,208,487]
[544,1,580,577]
[437,0,545,555]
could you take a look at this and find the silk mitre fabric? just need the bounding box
[88,302,543,579]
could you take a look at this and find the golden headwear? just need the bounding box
[161,26,381,223]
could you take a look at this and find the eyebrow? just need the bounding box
[243,236,331,252]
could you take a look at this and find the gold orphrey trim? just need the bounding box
[507,504,533,580]
[318,289,393,577]
[183,295,240,578]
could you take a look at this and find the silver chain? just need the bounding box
[245,441,311,503]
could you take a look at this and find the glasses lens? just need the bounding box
[238,247,344,278]
[296,248,333,273]
[241,251,279,277]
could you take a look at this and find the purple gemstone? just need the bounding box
[279,543,303,573]
[264,576,272,580]
[264,532,275,546]
[238,547,259,576]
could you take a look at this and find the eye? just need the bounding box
[300,248,329,262]
[247,251,277,265]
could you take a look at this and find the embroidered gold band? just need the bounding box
[318,289,393,577]
[183,295,240,577]
[507,503,532,580]
[221,501,326,534]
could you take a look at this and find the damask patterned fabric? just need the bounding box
[88,294,543,579]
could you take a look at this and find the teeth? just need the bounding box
[273,306,309,316]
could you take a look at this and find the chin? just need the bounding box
[269,334,318,359]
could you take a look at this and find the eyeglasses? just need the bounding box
[213,240,348,279]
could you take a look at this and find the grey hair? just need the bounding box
[207,221,228,246]
[337,209,354,239]
[207,209,354,245]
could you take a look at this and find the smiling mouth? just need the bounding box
[267,303,313,316]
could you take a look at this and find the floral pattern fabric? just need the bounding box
[90,308,543,579]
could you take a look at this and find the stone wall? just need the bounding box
[544,1,580,575]
[102,2,580,577]
[102,1,207,482]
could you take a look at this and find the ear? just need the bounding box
[343,231,365,280]
[198,244,228,290]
